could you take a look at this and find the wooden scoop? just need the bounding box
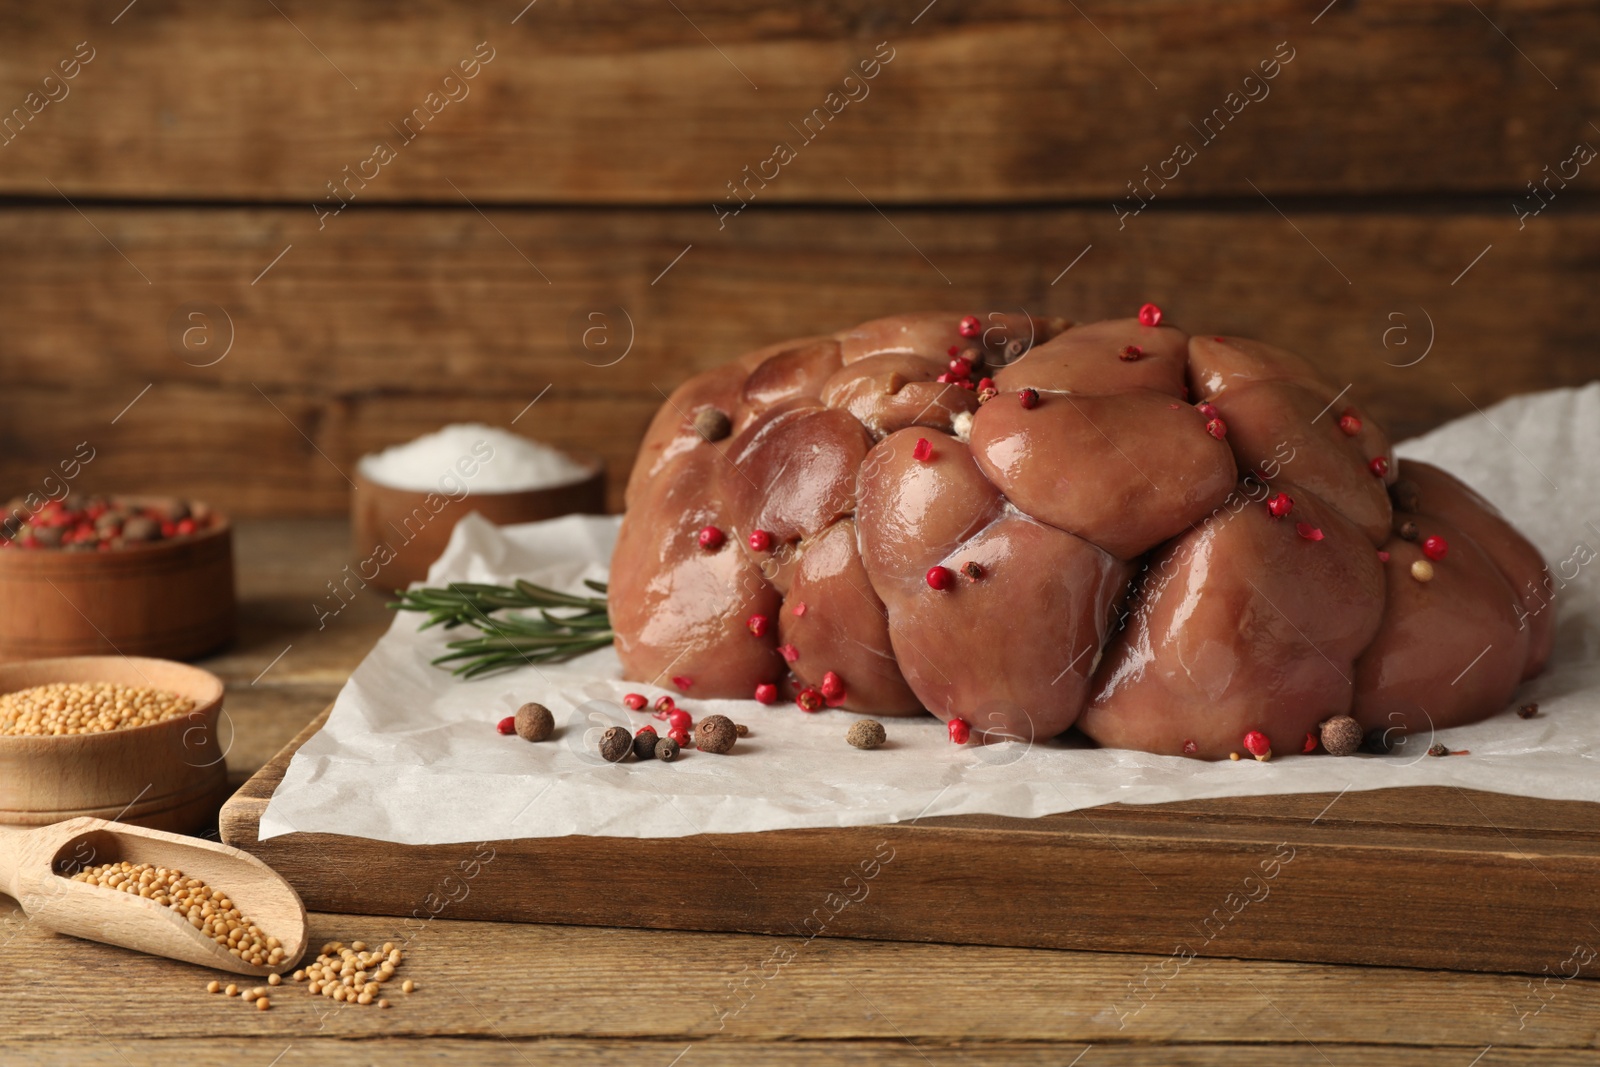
[0,816,307,975]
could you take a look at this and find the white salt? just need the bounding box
[358,423,589,494]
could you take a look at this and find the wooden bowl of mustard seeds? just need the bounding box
[0,656,229,832]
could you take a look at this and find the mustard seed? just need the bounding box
[0,681,194,736]
[402,979,415,994]
[379,998,391,1009]
[256,997,270,1011]
[225,984,238,997]
[206,981,221,994]
[73,861,277,967]
[267,973,281,986]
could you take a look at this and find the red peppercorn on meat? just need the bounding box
[610,311,1550,756]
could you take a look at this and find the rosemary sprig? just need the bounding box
[389,578,614,678]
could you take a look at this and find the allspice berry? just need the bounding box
[1397,519,1420,542]
[633,728,659,761]
[599,726,633,763]
[693,407,732,442]
[694,714,738,754]
[1318,715,1363,757]
[846,720,886,749]
[514,702,554,742]
[654,736,680,762]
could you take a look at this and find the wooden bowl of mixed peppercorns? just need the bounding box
[0,495,236,662]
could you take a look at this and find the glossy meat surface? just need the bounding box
[611,312,1550,755]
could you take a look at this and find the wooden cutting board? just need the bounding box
[220,708,1600,978]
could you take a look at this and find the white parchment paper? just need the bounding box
[260,385,1600,844]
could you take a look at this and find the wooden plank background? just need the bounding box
[1,1,1597,515]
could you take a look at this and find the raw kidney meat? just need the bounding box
[611,311,1550,757]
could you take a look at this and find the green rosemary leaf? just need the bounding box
[395,577,614,678]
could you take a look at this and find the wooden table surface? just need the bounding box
[5,519,1599,1066]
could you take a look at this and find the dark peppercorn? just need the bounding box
[632,726,659,761]
[1427,742,1449,758]
[654,736,680,762]
[693,408,732,442]
[599,726,632,763]
[1398,520,1420,542]
[1361,727,1397,755]
[1518,703,1539,719]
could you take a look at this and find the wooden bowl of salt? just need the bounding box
[350,425,605,591]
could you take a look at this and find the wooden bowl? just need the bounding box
[0,510,236,662]
[0,657,229,832]
[351,447,605,590]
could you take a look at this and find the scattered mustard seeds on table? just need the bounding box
[290,941,414,1008]
[0,681,194,736]
[72,861,284,967]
